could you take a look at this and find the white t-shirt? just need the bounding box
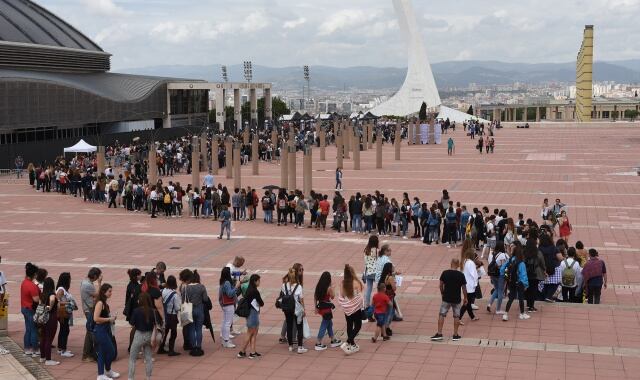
[281,283,303,305]
[488,251,509,267]
[463,259,479,293]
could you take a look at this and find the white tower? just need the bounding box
[371,0,441,117]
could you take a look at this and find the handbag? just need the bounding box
[302,317,311,339]
[179,288,193,326]
[33,303,50,326]
[474,284,483,299]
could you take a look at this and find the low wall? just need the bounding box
[500,121,640,128]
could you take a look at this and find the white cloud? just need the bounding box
[241,11,271,33]
[80,0,131,17]
[318,9,381,36]
[283,17,307,29]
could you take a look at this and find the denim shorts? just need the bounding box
[246,308,259,329]
[439,302,462,318]
[374,313,387,327]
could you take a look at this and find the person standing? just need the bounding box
[159,276,181,356]
[237,274,264,359]
[218,205,232,240]
[459,250,479,323]
[582,249,607,304]
[502,246,530,321]
[337,265,364,355]
[55,272,76,358]
[431,258,467,341]
[81,267,102,362]
[447,137,455,156]
[93,283,120,380]
[38,278,59,366]
[127,293,155,380]
[559,248,582,303]
[363,236,379,312]
[183,272,209,356]
[335,167,343,190]
[21,263,40,358]
[218,267,239,348]
[313,272,342,350]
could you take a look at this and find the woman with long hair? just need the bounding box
[124,268,141,353]
[502,246,530,321]
[281,267,307,353]
[93,283,120,380]
[159,275,181,356]
[219,267,239,348]
[313,272,342,350]
[55,272,76,358]
[459,249,480,323]
[238,274,263,359]
[363,236,379,310]
[524,239,546,312]
[39,277,59,366]
[141,272,164,329]
[337,264,364,355]
[128,292,155,380]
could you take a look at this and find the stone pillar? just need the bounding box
[394,125,401,161]
[164,88,172,129]
[234,88,241,133]
[264,88,272,122]
[97,146,105,176]
[280,137,288,189]
[376,127,383,169]
[191,136,200,189]
[368,122,374,149]
[413,122,420,145]
[243,127,250,145]
[225,137,233,179]
[319,129,326,161]
[352,126,360,170]
[336,128,343,169]
[288,136,296,190]
[303,145,312,198]
[250,88,258,127]
[252,133,259,175]
[200,133,207,171]
[343,122,350,159]
[215,88,225,132]
[362,124,368,151]
[535,107,541,122]
[233,142,241,190]
[147,145,157,185]
[271,129,278,147]
[211,136,219,175]
[523,107,528,122]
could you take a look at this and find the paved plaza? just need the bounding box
[1,124,640,379]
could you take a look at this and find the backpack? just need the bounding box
[33,302,50,326]
[503,258,515,286]
[262,197,271,209]
[487,253,501,277]
[561,259,577,287]
[278,198,287,209]
[163,193,170,204]
[235,297,250,318]
[275,284,298,313]
[506,259,521,286]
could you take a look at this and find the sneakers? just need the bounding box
[97,375,113,380]
[386,327,393,336]
[315,344,327,351]
[544,298,555,303]
[430,333,444,341]
[222,340,236,349]
[471,304,479,310]
[60,351,74,358]
[519,313,531,320]
[297,346,308,354]
[340,342,351,355]
[248,352,261,359]
[495,310,505,315]
[502,314,509,321]
[24,350,32,356]
[330,339,342,348]
[288,346,294,352]
[279,338,287,344]
[105,370,120,379]
[382,336,390,341]
[351,344,360,353]
[452,335,462,341]
[237,351,247,359]
[167,351,181,356]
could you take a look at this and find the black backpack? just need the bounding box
[275,284,298,313]
[487,253,501,277]
[235,297,250,318]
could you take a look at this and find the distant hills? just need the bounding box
[120,60,640,90]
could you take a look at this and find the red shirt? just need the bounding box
[319,200,330,215]
[20,279,40,309]
[372,292,390,314]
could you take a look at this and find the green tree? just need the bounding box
[467,105,474,115]
[625,109,639,121]
[418,102,427,121]
[213,97,290,128]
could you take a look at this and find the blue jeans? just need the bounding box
[488,276,505,311]
[203,200,211,217]
[352,214,362,233]
[190,304,204,349]
[385,301,395,327]
[21,307,38,350]
[264,210,273,223]
[93,324,114,375]
[317,318,334,340]
[364,275,376,308]
[400,217,408,236]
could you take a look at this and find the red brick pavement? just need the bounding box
[1,125,640,379]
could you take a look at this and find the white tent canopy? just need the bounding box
[63,139,97,153]
[438,105,491,124]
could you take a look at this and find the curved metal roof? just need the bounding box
[0,0,103,52]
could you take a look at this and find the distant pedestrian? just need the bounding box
[335,167,343,190]
[218,205,232,240]
[447,138,455,156]
[582,249,607,304]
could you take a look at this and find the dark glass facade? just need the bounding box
[169,89,209,115]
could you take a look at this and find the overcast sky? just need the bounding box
[39,0,640,71]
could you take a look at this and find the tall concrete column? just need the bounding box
[535,107,540,122]
[215,88,225,132]
[303,145,312,198]
[336,128,343,169]
[376,127,383,169]
[271,129,278,147]
[319,129,326,161]
[252,133,259,175]
[225,137,233,179]
[288,136,296,190]
[191,136,200,189]
[97,146,105,176]
[211,136,219,175]
[394,125,401,161]
[523,107,528,122]
[234,89,241,133]
[163,89,172,129]
[200,133,207,171]
[148,144,157,181]
[352,126,360,170]
[362,124,368,151]
[280,138,288,189]
[410,123,416,145]
[343,122,350,159]
[368,123,373,149]
[250,88,258,127]
[233,142,241,190]
[264,88,272,122]
[413,122,420,145]
[243,127,250,145]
